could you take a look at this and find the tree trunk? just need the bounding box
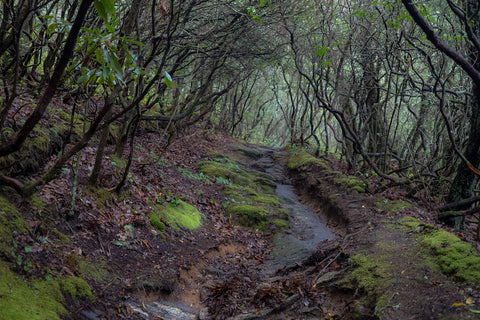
[88,106,112,186]
[0,0,94,157]
[446,1,480,206]
[401,0,480,207]
[447,86,480,205]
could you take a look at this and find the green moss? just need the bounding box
[0,261,65,320]
[84,187,112,209]
[225,203,267,229]
[224,185,280,207]
[0,194,20,215]
[395,217,480,284]
[30,193,46,212]
[376,199,412,213]
[198,160,252,186]
[388,216,430,233]
[60,276,95,301]
[149,213,166,232]
[150,200,204,230]
[335,176,366,193]
[234,145,265,160]
[398,216,423,229]
[0,195,29,255]
[271,218,291,229]
[67,254,110,283]
[287,150,327,170]
[110,154,127,169]
[200,154,288,231]
[253,193,281,206]
[342,254,393,294]
[420,229,480,283]
[51,228,70,245]
[375,295,389,315]
[30,136,49,153]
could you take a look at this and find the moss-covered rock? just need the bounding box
[287,149,366,194]
[149,213,166,232]
[65,254,110,283]
[30,193,46,213]
[83,186,113,209]
[198,160,250,185]
[0,260,94,320]
[149,200,204,230]
[225,203,267,229]
[421,229,480,283]
[341,254,393,294]
[287,150,327,170]
[0,124,64,176]
[335,176,366,193]
[0,261,65,320]
[234,145,265,160]
[60,276,95,301]
[396,217,480,284]
[224,185,280,207]
[198,154,289,231]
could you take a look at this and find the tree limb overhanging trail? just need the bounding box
[400,0,480,85]
[0,0,94,157]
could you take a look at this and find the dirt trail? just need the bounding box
[125,144,480,320]
[125,146,340,319]
[249,149,335,275]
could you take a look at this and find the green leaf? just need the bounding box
[47,22,60,34]
[24,246,33,253]
[470,310,480,314]
[101,0,116,14]
[94,0,107,21]
[123,38,146,47]
[315,46,330,57]
[106,23,115,33]
[109,53,123,76]
[165,71,173,87]
[103,66,111,79]
[81,27,96,35]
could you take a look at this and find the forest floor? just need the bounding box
[3,125,480,319]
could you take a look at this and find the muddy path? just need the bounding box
[124,143,480,320]
[248,148,335,275]
[126,145,341,319]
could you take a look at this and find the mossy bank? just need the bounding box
[199,150,289,231]
[0,194,94,319]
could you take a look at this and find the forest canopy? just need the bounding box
[0,0,480,208]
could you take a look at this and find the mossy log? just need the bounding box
[438,210,466,231]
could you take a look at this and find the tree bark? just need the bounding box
[401,0,480,206]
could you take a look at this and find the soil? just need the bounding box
[5,126,480,320]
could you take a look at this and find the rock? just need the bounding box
[314,270,343,285]
[127,300,197,320]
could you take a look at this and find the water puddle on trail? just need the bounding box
[264,183,335,274]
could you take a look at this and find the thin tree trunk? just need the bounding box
[0,0,94,157]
